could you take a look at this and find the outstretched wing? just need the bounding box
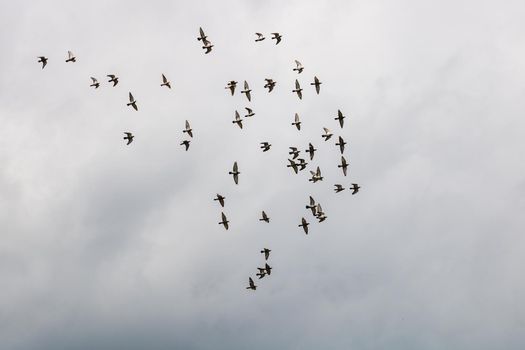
[295,60,302,68]
[129,92,134,102]
[244,80,249,90]
[162,74,168,83]
[90,77,97,83]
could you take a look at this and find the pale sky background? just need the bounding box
[1,0,525,349]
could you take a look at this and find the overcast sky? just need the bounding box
[1,0,525,349]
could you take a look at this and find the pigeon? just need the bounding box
[90,77,100,89]
[309,166,323,182]
[310,76,322,94]
[225,80,237,95]
[334,184,345,193]
[305,143,317,160]
[183,120,193,138]
[256,270,267,279]
[292,79,303,99]
[322,127,333,141]
[299,217,309,234]
[219,212,229,230]
[287,159,298,174]
[232,110,243,129]
[107,74,119,86]
[229,161,240,185]
[306,196,317,215]
[127,92,138,111]
[123,132,134,145]
[260,142,271,152]
[292,113,301,130]
[244,107,255,118]
[246,277,257,290]
[316,204,327,222]
[271,32,282,44]
[180,140,191,151]
[202,39,213,54]
[261,248,271,260]
[265,263,272,275]
[289,147,300,159]
[335,109,345,128]
[241,81,252,101]
[214,194,225,207]
[259,211,270,223]
[338,156,348,176]
[255,32,265,42]
[350,183,360,195]
[293,60,304,74]
[297,158,308,171]
[161,74,171,89]
[264,79,276,92]
[197,27,208,42]
[336,136,346,154]
[65,50,76,63]
[37,56,48,69]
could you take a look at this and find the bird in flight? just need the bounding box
[299,217,309,234]
[260,248,271,260]
[90,77,100,89]
[219,212,229,230]
[293,79,303,99]
[197,27,208,42]
[309,166,323,183]
[316,204,327,222]
[256,269,267,279]
[161,74,171,89]
[338,156,348,176]
[265,263,272,275]
[259,211,270,223]
[37,56,48,69]
[336,136,346,154]
[271,32,282,44]
[350,183,361,195]
[180,140,191,151]
[287,159,299,174]
[107,74,119,86]
[289,147,300,159]
[335,109,345,128]
[202,39,213,54]
[246,277,257,290]
[183,120,193,138]
[293,60,304,74]
[65,50,76,63]
[322,127,333,141]
[260,142,271,152]
[241,81,252,101]
[255,32,265,42]
[229,161,240,184]
[311,76,322,94]
[305,143,317,160]
[264,79,276,92]
[232,110,243,129]
[127,92,138,111]
[244,107,255,118]
[292,113,301,130]
[334,184,345,193]
[306,196,317,215]
[123,132,134,145]
[214,194,225,207]
[297,158,308,171]
[225,81,237,95]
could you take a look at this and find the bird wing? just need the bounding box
[132,103,138,111]
[245,107,252,113]
[295,60,302,68]
[219,197,225,207]
[295,79,300,89]
[338,109,343,118]
[68,50,74,58]
[246,91,251,101]
[316,166,321,176]
[262,211,267,220]
[310,196,315,206]
[256,32,263,38]
[297,90,302,99]
[233,174,238,185]
[185,120,191,130]
[108,74,115,79]
[90,77,97,83]
[315,80,320,94]
[199,27,205,37]
[124,132,132,137]
[129,92,134,102]
[244,80,249,89]
[235,110,240,120]
[184,141,190,151]
[295,113,300,123]
[162,74,167,83]
[233,161,238,172]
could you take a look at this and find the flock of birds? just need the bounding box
[36,27,361,291]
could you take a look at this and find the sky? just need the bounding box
[1,0,525,349]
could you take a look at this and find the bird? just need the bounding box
[306,196,317,215]
[264,79,276,92]
[305,143,317,160]
[292,113,301,130]
[241,81,252,101]
[260,142,271,152]
[271,32,282,44]
[292,79,303,99]
[197,27,208,42]
[229,161,240,185]
[259,211,270,223]
[315,204,327,222]
[89,77,100,89]
[244,107,255,118]
[246,277,257,290]
[123,132,134,145]
[297,158,308,171]
[299,217,309,234]
[232,110,243,129]
[309,166,323,182]
[335,109,345,128]
[338,156,348,176]
[265,263,272,275]
[293,60,304,73]
[127,92,138,111]
[336,136,346,154]
[334,184,345,193]
[255,32,265,42]
[202,39,213,54]
[289,147,300,159]
[225,81,237,95]
[65,50,76,62]
[37,56,48,69]
[260,248,271,260]
[311,76,322,94]
[183,120,193,138]
[350,183,360,195]
[287,159,298,174]
[107,74,119,86]
[214,194,225,207]
[322,127,333,141]
[219,212,229,230]
[180,140,191,151]
[256,270,266,279]
[161,74,171,89]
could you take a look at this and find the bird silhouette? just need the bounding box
[183,120,193,138]
[180,140,190,151]
[322,127,333,141]
[244,107,255,118]
[123,132,134,145]
[264,79,276,92]
[225,81,237,95]
[229,161,240,184]
[299,217,309,234]
[287,159,299,174]
[260,142,271,152]
[306,196,317,215]
[197,27,208,41]
[292,113,301,130]
[289,147,300,159]
[311,76,322,94]
[271,32,282,44]
[65,51,76,62]
[37,56,48,69]
[293,79,303,99]
[255,32,265,42]
[305,143,317,160]
[259,211,270,223]
[265,263,272,275]
[297,158,308,171]
[202,39,213,54]
[214,194,225,207]
[107,74,119,86]
[127,92,138,111]
[293,60,304,73]
[338,156,348,176]
[335,109,345,128]
[309,166,323,182]
[261,248,271,260]
[350,183,360,195]
[219,212,229,230]
[334,184,345,193]
[246,277,257,290]
[232,110,243,129]
[90,77,100,89]
[161,74,171,89]
[336,136,346,154]
[241,81,252,101]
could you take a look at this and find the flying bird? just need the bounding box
[292,79,303,99]
[336,136,346,154]
[161,74,171,89]
[306,196,317,215]
[265,263,272,275]
[259,211,270,223]
[202,39,214,54]
[37,56,48,69]
[260,142,271,152]
[219,212,229,230]
[289,147,300,159]
[292,113,301,130]
[90,77,100,89]
[334,184,345,193]
[183,120,193,138]
[180,140,191,151]
[241,81,252,101]
[309,166,323,182]
[225,80,237,95]
[247,277,257,290]
[255,32,265,42]
[299,217,309,234]
[127,92,138,111]
[123,132,134,145]
[350,183,361,195]
[264,79,276,92]
[310,76,322,94]
[197,27,208,41]
[65,50,76,63]
[256,270,266,279]
[244,107,255,118]
[297,158,308,171]
[261,248,271,260]
[107,74,119,86]
[232,110,243,129]
[316,204,328,222]
[214,194,225,207]
[287,159,298,174]
[322,127,333,141]
[293,60,304,74]
[338,156,348,176]
[305,143,317,160]
[229,161,240,185]
[335,109,345,128]
[271,32,282,44]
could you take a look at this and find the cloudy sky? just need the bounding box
[1,0,525,349]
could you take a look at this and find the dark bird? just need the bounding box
[299,217,309,234]
[247,277,257,290]
[292,113,301,130]
[37,56,48,69]
[338,156,348,176]
[310,76,322,94]
[335,109,345,128]
[265,263,272,275]
[322,127,333,141]
[260,142,271,152]
[161,74,171,89]
[180,140,191,151]
[202,39,213,54]
[305,143,317,160]
[107,74,119,86]
[264,78,276,92]
[259,211,270,223]
[309,166,323,182]
[65,50,76,62]
[241,81,252,101]
[229,161,240,185]
[292,79,303,99]
[297,158,308,171]
[293,60,304,74]
[306,196,317,215]
[214,194,225,207]
[336,136,346,154]
[232,110,243,129]
[256,270,266,279]
[289,147,300,159]
[350,183,361,195]
[183,120,193,138]
[316,204,327,222]
[334,184,345,193]
[219,212,229,230]
[197,27,208,42]
[244,107,255,118]
[123,132,134,145]
[255,32,265,42]
[90,77,100,89]
[225,80,237,95]
[261,248,271,260]
[271,32,282,44]
[127,92,138,111]
[287,159,298,174]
